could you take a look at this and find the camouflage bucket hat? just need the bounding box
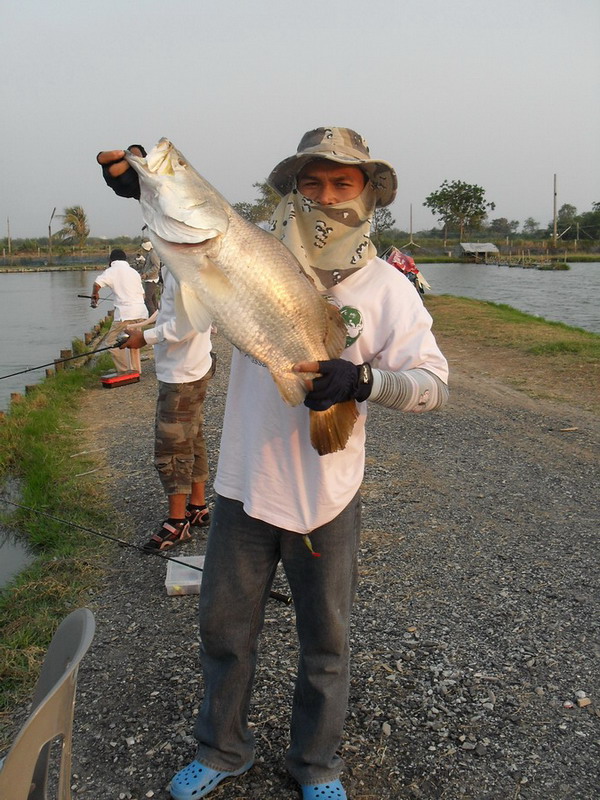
[267,126,397,207]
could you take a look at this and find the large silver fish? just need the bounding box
[125,138,357,455]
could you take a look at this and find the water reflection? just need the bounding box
[0,527,35,587]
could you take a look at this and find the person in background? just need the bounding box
[91,248,148,374]
[140,239,161,315]
[97,127,449,800]
[121,266,214,550]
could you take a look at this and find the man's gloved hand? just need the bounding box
[96,145,146,199]
[294,359,373,411]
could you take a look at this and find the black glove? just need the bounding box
[303,359,373,411]
[97,144,146,200]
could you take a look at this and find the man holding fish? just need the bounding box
[97,127,448,800]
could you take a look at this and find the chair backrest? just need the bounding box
[0,607,95,800]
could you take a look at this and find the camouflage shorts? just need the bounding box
[154,365,213,496]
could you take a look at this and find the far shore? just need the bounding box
[1,253,599,273]
[0,264,104,273]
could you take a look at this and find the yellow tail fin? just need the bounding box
[309,400,358,456]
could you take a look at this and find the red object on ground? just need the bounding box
[100,371,140,388]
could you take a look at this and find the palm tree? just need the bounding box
[58,205,90,250]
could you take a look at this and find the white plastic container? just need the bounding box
[165,555,205,596]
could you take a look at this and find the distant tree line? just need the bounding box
[3,187,599,258]
[422,180,600,245]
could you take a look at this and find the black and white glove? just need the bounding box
[97,144,146,199]
[304,359,373,411]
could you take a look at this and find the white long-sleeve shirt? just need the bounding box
[143,269,213,384]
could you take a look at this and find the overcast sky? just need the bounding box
[2,0,599,240]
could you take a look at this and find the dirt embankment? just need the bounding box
[57,328,600,799]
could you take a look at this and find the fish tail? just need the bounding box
[309,400,358,456]
[273,371,308,406]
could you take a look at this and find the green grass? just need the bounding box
[426,295,599,413]
[527,340,594,355]
[0,353,116,741]
[430,296,599,353]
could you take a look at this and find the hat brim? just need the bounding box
[267,153,397,208]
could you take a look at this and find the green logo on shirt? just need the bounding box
[339,305,364,347]
[324,295,364,347]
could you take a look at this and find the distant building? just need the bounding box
[460,243,499,262]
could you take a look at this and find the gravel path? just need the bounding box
[68,331,599,800]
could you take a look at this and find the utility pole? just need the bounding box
[552,174,558,248]
[7,217,11,258]
[402,203,421,249]
[48,207,56,265]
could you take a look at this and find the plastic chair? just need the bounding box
[0,608,96,800]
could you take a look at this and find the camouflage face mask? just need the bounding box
[269,184,378,292]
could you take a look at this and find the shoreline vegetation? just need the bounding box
[1,253,600,273]
[1,296,599,746]
[0,350,116,739]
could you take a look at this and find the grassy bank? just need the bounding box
[0,296,598,746]
[428,295,599,353]
[0,353,116,742]
[426,295,599,413]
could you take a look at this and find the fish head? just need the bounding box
[125,138,229,245]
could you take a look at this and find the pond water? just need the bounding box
[0,270,107,589]
[420,261,599,333]
[0,527,35,587]
[0,270,107,411]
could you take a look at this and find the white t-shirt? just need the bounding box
[95,260,148,321]
[143,269,213,384]
[214,258,448,534]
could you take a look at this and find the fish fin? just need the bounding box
[177,258,235,332]
[323,300,349,359]
[272,371,307,406]
[178,282,213,332]
[309,400,358,456]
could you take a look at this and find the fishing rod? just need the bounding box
[77,294,112,302]
[0,333,130,381]
[0,498,292,605]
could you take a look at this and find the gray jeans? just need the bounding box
[193,492,361,785]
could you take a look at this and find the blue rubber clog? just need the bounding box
[169,758,253,799]
[301,779,347,799]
